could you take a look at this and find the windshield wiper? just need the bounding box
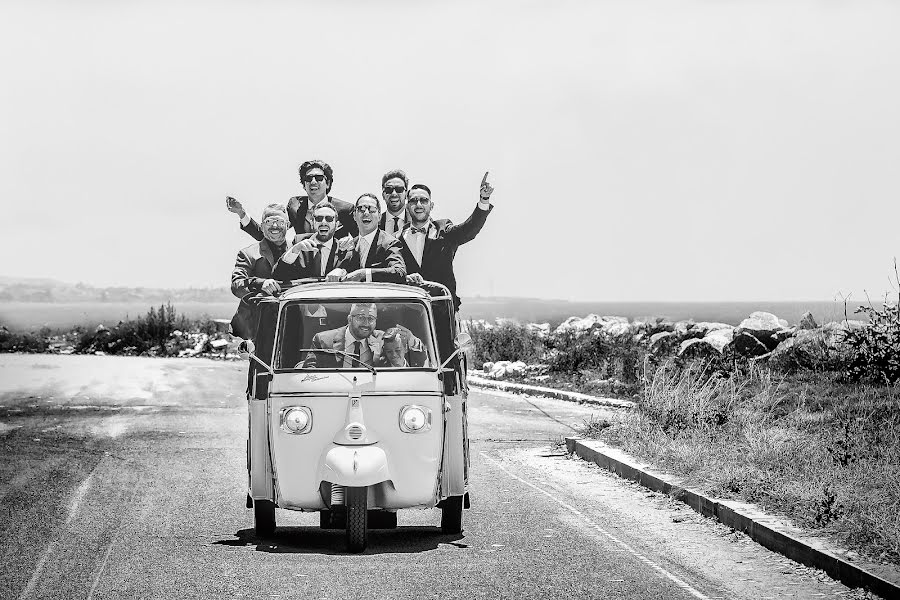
[296,348,377,375]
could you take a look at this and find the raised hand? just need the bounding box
[479,171,494,201]
[290,238,320,254]
[226,196,246,217]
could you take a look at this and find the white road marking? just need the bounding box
[66,473,94,524]
[17,541,57,600]
[481,452,712,600]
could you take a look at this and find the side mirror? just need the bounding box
[456,332,473,350]
[238,339,256,359]
[237,338,273,375]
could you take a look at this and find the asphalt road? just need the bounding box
[0,354,877,599]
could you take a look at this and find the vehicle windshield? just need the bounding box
[275,299,437,371]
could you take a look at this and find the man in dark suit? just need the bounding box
[399,172,495,310]
[301,303,385,369]
[328,193,407,284]
[379,169,410,237]
[225,159,358,241]
[230,204,291,340]
[272,200,348,281]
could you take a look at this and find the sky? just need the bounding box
[2,0,899,302]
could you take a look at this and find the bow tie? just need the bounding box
[409,226,428,235]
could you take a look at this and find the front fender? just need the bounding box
[318,445,391,487]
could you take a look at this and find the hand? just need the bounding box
[479,171,494,201]
[290,238,320,253]
[261,279,281,295]
[406,273,425,285]
[344,269,366,282]
[337,236,355,252]
[325,268,346,282]
[226,196,246,218]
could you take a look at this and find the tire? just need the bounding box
[441,495,463,534]
[254,499,276,537]
[346,487,368,553]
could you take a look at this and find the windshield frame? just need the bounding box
[272,296,439,373]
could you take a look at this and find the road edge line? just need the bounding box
[565,437,900,598]
[467,375,634,409]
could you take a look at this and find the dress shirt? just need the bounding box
[385,211,407,237]
[343,329,373,367]
[403,221,434,267]
[357,230,378,282]
[317,238,334,276]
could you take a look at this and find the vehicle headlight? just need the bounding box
[399,405,431,433]
[281,407,312,434]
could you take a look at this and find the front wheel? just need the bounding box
[346,487,368,553]
[441,495,463,534]
[254,499,276,537]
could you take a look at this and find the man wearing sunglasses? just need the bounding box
[229,204,291,340]
[272,201,348,280]
[327,193,407,283]
[400,172,495,310]
[226,159,358,241]
[379,169,410,236]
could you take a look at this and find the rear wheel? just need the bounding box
[346,487,368,553]
[441,495,463,534]
[254,499,276,537]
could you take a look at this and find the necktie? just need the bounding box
[318,243,327,276]
[350,340,361,367]
[392,216,399,234]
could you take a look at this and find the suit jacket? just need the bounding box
[336,230,407,283]
[399,204,492,309]
[230,239,284,339]
[271,234,348,281]
[301,326,385,369]
[241,195,358,241]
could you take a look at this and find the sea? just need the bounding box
[0,298,883,331]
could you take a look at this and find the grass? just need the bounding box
[584,363,900,566]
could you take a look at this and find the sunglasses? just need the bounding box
[407,197,430,205]
[313,215,335,223]
[355,205,379,214]
[383,185,406,194]
[304,174,326,183]
[262,217,287,226]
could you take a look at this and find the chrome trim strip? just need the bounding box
[271,391,443,398]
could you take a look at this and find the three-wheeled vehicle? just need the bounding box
[238,279,471,552]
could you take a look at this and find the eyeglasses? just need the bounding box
[351,314,377,323]
[262,217,287,226]
[355,205,379,214]
[407,197,430,205]
[383,185,406,194]
[304,174,326,183]
[313,215,335,223]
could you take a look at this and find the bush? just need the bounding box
[547,329,646,385]
[466,320,546,365]
[841,261,900,385]
[76,303,194,356]
[0,326,49,353]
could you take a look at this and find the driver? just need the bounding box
[301,303,384,369]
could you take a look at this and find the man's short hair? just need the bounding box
[298,159,334,193]
[409,184,431,198]
[382,327,408,349]
[381,169,409,189]
[262,203,288,220]
[349,302,377,315]
[312,200,337,214]
[356,193,381,210]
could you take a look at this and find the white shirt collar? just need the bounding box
[359,229,378,245]
[344,327,371,348]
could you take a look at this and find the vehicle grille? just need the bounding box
[346,425,364,440]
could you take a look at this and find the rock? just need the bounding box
[703,327,734,353]
[738,311,789,333]
[526,322,550,337]
[692,322,732,336]
[554,315,629,337]
[482,361,494,372]
[678,338,721,359]
[734,312,790,356]
[486,360,528,379]
[95,324,108,333]
[732,330,774,357]
[798,311,818,330]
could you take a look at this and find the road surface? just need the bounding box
[0,354,877,599]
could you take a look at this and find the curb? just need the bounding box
[466,375,635,409]
[565,437,900,598]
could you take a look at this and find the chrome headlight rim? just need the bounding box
[399,405,432,433]
[280,406,313,434]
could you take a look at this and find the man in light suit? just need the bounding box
[328,193,407,284]
[226,159,358,241]
[302,303,385,369]
[400,172,495,310]
[230,204,290,340]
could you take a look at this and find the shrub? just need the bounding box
[466,320,546,365]
[547,329,646,385]
[76,303,193,356]
[841,261,900,385]
[0,326,49,353]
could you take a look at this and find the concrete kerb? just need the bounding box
[566,437,900,598]
[466,375,635,409]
